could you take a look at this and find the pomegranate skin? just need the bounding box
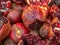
[7,9,21,23]
[22,5,48,30]
[0,16,11,41]
[9,23,28,42]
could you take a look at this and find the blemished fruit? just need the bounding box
[9,23,28,42]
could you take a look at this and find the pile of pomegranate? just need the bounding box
[0,0,60,45]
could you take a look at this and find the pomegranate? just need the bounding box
[22,5,48,30]
[6,1,11,8]
[3,10,9,16]
[26,0,52,6]
[40,0,52,6]
[26,0,41,6]
[4,38,16,45]
[9,23,28,42]
[50,22,60,45]
[0,16,11,41]
[7,9,21,23]
[39,23,54,39]
[58,4,60,9]
[12,3,22,10]
[12,0,23,4]
[1,1,11,9]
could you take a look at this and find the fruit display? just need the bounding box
[9,23,28,42]
[0,0,60,45]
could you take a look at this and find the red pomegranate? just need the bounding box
[9,23,28,42]
[0,16,11,41]
[7,9,21,23]
[22,5,48,30]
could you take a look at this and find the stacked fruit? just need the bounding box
[0,0,60,45]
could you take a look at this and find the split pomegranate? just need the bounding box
[12,3,22,10]
[58,4,60,9]
[7,9,21,23]
[9,23,28,42]
[22,34,46,45]
[22,5,48,30]
[0,16,11,41]
[49,22,60,45]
